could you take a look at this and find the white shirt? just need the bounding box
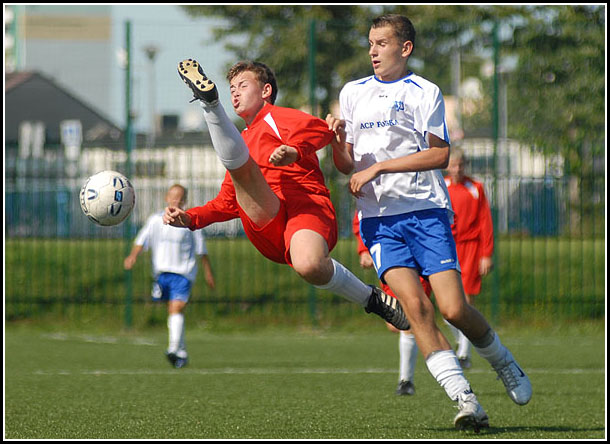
[134,211,207,283]
[340,72,453,221]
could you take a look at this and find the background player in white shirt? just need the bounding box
[124,184,216,368]
[326,14,531,432]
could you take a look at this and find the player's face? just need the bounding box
[368,25,412,82]
[448,157,465,183]
[166,187,186,209]
[229,71,271,125]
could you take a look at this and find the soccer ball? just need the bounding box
[79,170,135,226]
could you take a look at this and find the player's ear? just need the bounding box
[262,83,273,101]
[402,40,413,58]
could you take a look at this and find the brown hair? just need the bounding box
[372,14,416,48]
[227,61,278,105]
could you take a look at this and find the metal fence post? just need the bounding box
[123,20,134,329]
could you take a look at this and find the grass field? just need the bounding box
[5,320,606,439]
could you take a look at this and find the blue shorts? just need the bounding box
[152,273,192,303]
[360,208,461,283]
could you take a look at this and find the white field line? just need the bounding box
[32,367,605,376]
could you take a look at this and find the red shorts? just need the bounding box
[382,277,432,299]
[455,239,482,295]
[238,188,338,265]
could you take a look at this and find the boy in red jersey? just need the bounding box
[444,146,494,369]
[165,59,409,330]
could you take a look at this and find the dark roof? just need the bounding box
[5,71,123,145]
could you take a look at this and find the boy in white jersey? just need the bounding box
[326,14,531,432]
[124,184,216,368]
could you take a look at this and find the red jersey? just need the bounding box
[184,103,338,265]
[187,103,335,229]
[444,175,494,258]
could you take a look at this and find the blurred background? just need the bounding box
[4,5,605,329]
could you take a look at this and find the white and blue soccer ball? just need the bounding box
[79,170,135,226]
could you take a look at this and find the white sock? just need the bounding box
[167,313,184,354]
[314,259,371,306]
[456,330,471,359]
[200,102,250,170]
[399,331,418,382]
[177,315,187,358]
[426,350,472,401]
[444,318,461,343]
[473,330,510,368]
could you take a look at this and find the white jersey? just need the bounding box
[340,72,453,221]
[134,212,207,283]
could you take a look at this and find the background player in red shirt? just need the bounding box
[165,59,409,330]
[444,146,494,369]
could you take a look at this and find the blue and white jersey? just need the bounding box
[134,212,207,283]
[340,72,453,221]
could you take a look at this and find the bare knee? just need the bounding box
[292,255,330,285]
[439,302,467,326]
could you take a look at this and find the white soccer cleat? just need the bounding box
[493,350,532,405]
[454,391,489,433]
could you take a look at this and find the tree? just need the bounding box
[508,5,605,165]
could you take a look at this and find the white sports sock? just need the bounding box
[399,331,418,382]
[200,102,250,170]
[426,350,472,401]
[167,313,184,354]
[456,330,471,359]
[473,330,509,367]
[314,259,371,306]
[444,318,461,343]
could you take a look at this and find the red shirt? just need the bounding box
[444,175,494,258]
[187,103,334,229]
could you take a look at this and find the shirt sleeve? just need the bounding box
[477,182,494,257]
[193,229,207,256]
[415,85,450,145]
[339,85,354,145]
[133,215,154,249]
[277,108,334,159]
[186,173,240,230]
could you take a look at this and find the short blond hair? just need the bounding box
[167,183,187,202]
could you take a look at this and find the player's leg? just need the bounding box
[431,269,532,405]
[384,267,487,430]
[289,228,409,330]
[167,299,188,365]
[396,329,418,395]
[178,59,279,228]
[164,274,192,368]
[455,293,475,368]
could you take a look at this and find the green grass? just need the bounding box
[4,321,606,439]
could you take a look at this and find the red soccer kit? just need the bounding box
[186,102,337,265]
[352,212,432,298]
[444,175,494,295]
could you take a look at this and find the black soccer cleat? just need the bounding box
[365,285,410,330]
[395,380,416,396]
[178,58,219,105]
[166,351,188,369]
